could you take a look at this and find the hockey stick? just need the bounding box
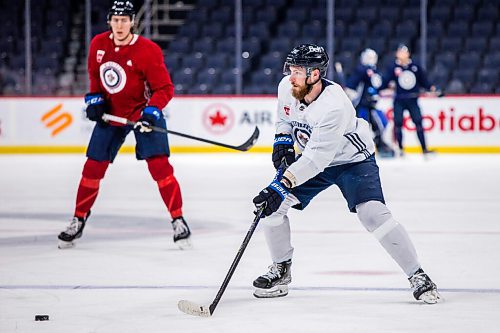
[178,204,266,317]
[101,113,260,152]
[378,90,445,99]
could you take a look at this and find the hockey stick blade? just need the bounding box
[102,113,259,152]
[232,126,259,151]
[178,300,212,317]
[177,206,266,317]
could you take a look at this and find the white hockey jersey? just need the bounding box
[276,76,375,186]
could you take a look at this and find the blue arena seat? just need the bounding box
[447,22,469,38]
[469,82,493,94]
[259,52,284,70]
[464,37,488,53]
[212,84,235,95]
[181,53,205,71]
[458,52,481,70]
[445,79,466,94]
[471,21,494,37]
[168,38,191,54]
[476,68,498,85]
[440,37,463,52]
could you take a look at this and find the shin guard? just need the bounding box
[146,156,183,218]
[74,159,109,218]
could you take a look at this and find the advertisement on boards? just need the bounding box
[0,96,499,153]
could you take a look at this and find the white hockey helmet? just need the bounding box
[360,48,378,67]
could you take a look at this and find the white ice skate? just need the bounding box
[57,213,89,249]
[409,268,442,304]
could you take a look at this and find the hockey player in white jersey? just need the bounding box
[252,44,441,304]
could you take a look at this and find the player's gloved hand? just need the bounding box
[84,93,107,123]
[134,106,162,133]
[272,133,295,169]
[253,179,290,217]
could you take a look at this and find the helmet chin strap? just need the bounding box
[305,74,321,94]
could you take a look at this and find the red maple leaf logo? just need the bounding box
[209,110,227,126]
[203,103,234,134]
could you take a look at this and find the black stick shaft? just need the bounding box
[102,113,259,151]
[208,205,265,315]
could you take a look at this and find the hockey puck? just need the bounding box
[35,315,49,321]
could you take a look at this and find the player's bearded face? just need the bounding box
[109,16,133,42]
[289,67,309,100]
[291,80,309,100]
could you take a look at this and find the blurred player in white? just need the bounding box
[345,48,394,157]
[251,44,441,304]
[57,1,191,250]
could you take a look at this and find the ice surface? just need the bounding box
[1,153,499,332]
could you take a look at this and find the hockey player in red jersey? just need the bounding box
[58,0,191,250]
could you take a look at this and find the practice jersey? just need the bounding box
[276,76,375,186]
[88,32,174,122]
[380,59,431,100]
[346,64,383,108]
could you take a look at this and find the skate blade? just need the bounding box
[253,285,289,298]
[419,290,443,304]
[58,240,75,249]
[175,237,192,250]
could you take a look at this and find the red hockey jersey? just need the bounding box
[88,32,174,122]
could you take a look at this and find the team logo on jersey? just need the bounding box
[370,73,382,89]
[99,61,127,94]
[293,128,311,149]
[291,121,312,150]
[96,50,105,63]
[202,103,234,134]
[398,70,417,90]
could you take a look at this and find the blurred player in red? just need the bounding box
[58,0,191,250]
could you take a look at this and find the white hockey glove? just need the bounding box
[134,106,161,133]
[134,120,153,133]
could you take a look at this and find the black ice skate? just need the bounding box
[253,260,292,298]
[172,216,192,250]
[409,268,442,304]
[57,211,91,249]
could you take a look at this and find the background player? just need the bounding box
[380,44,437,157]
[251,44,441,304]
[57,0,191,250]
[345,48,394,157]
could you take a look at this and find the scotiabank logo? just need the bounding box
[386,107,499,132]
[41,104,73,136]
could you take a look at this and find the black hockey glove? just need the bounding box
[84,93,108,124]
[135,106,162,133]
[253,179,290,218]
[272,133,295,169]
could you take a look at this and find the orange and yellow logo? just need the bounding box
[41,104,73,137]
